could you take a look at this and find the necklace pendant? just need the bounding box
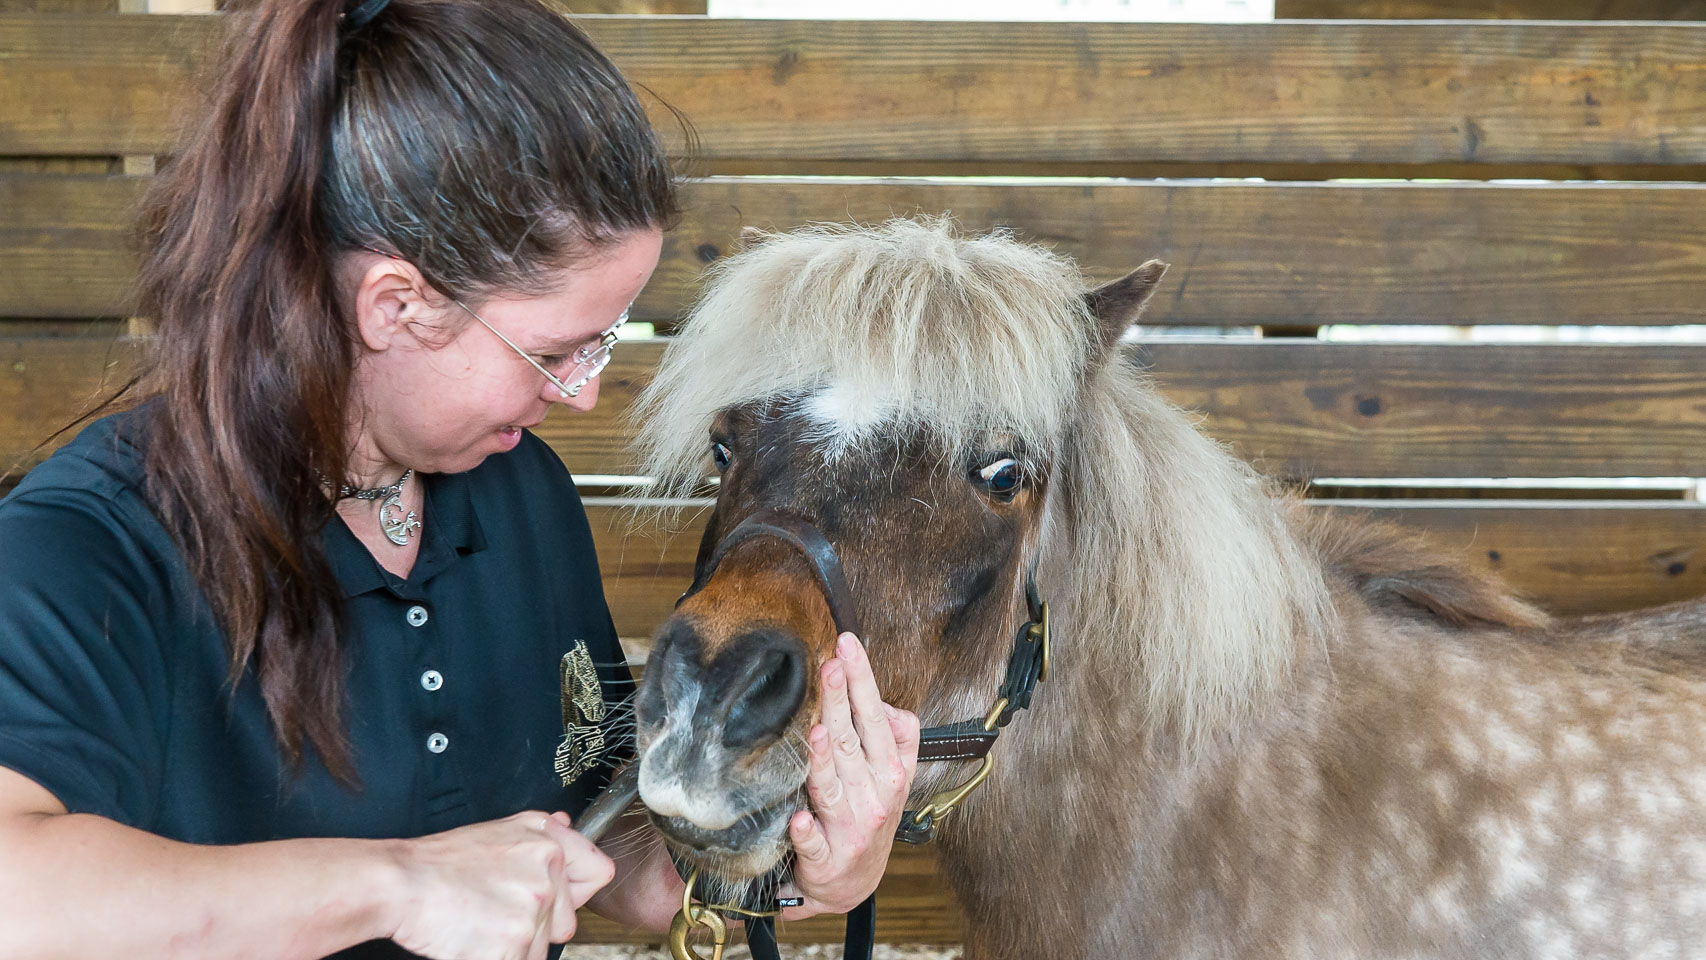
[379,491,421,546]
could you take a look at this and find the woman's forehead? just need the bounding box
[476,229,660,342]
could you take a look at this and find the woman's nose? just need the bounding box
[550,374,599,412]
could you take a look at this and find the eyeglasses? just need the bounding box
[355,244,625,399]
[453,298,627,399]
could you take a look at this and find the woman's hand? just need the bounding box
[783,631,921,919]
[386,810,615,960]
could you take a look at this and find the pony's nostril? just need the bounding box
[719,636,807,750]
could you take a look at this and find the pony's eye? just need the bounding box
[711,441,733,472]
[973,457,1023,500]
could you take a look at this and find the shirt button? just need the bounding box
[406,605,429,627]
[426,732,449,754]
[420,670,444,692]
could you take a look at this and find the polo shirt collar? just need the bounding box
[323,468,489,598]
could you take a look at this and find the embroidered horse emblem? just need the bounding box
[554,640,607,786]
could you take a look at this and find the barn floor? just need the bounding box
[562,946,960,959]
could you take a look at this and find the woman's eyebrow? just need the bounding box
[531,332,595,354]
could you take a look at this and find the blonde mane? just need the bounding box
[634,218,1097,490]
[634,218,1333,744]
[1051,359,1333,746]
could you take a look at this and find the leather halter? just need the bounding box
[663,507,1052,960]
[679,509,864,637]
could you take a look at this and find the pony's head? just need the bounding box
[629,219,1172,886]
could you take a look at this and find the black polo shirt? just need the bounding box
[0,406,634,958]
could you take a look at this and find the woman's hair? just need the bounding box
[129,0,678,779]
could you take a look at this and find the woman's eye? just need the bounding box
[974,456,1023,499]
[711,442,733,472]
[538,354,569,368]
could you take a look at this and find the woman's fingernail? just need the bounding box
[837,633,858,660]
[825,662,845,687]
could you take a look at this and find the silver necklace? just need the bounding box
[339,468,421,547]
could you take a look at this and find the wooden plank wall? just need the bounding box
[1278,1,1706,17]
[3,0,1706,949]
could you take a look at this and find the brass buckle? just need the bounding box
[668,869,730,960]
[1033,600,1050,682]
[905,696,1008,832]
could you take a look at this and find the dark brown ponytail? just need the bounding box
[131,0,677,778]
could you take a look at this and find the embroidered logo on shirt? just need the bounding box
[554,640,607,786]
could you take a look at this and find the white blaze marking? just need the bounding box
[802,382,898,437]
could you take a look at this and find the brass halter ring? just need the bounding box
[668,869,729,960]
[668,866,788,960]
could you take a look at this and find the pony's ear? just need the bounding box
[1085,260,1168,352]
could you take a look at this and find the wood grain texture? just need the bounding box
[5,15,1706,164]
[699,158,1706,182]
[588,499,1706,645]
[1278,0,1706,17]
[0,0,115,10]
[0,334,137,478]
[0,157,119,174]
[1131,339,1706,480]
[0,174,142,317]
[568,0,705,11]
[7,336,1706,481]
[551,339,1706,482]
[11,174,1706,326]
[653,178,1706,328]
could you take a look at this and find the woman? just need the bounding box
[0,1,918,958]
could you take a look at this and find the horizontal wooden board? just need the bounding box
[1128,339,1706,480]
[0,0,116,10]
[569,0,706,11]
[0,174,143,317]
[0,334,136,478]
[5,15,1706,165]
[564,339,1706,481]
[658,179,1706,328]
[1277,0,1706,17]
[699,159,1706,182]
[589,499,1706,645]
[10,174,1706,326]
[7,337,1706,481]
[0,157,119,174]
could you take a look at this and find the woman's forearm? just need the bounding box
[0,810,401,960]
[585,812,683,935]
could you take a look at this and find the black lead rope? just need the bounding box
[665,509,1049,960]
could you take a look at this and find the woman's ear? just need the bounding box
[350,254,433,352]
[1085,260,1168,355]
